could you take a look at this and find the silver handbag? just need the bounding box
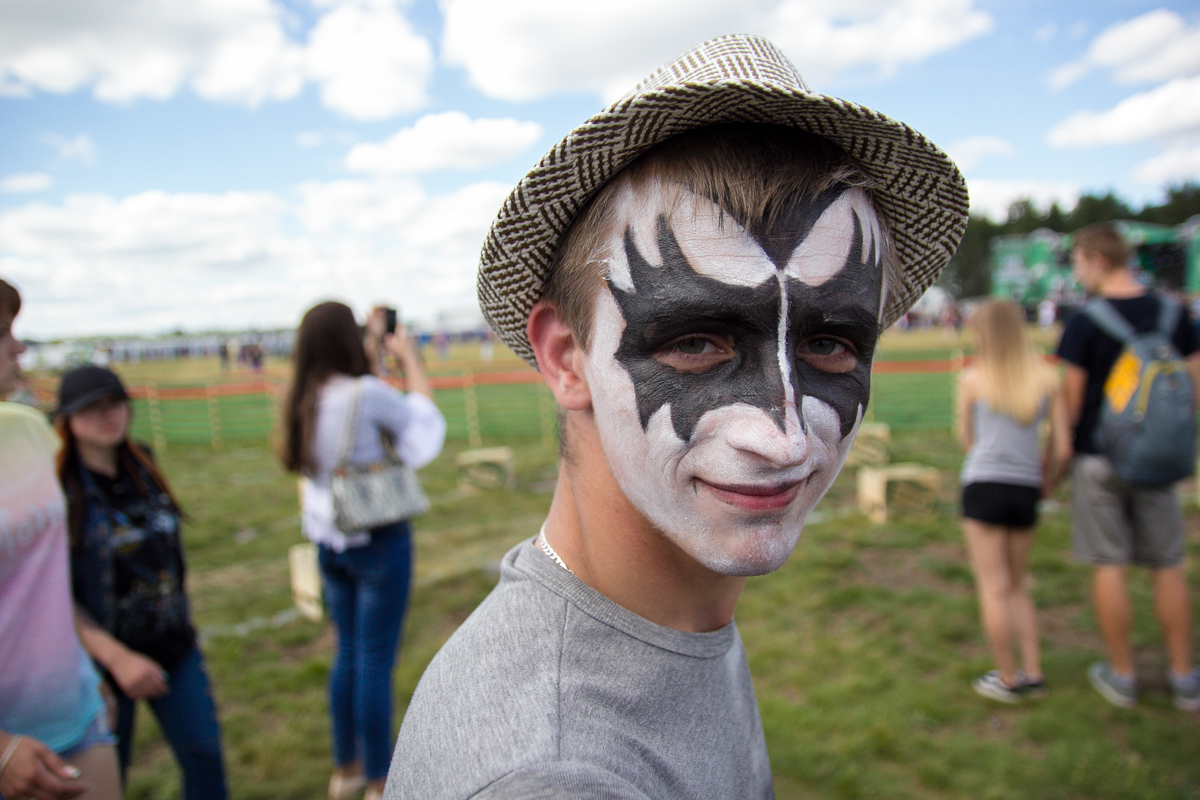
[330,379,430,533]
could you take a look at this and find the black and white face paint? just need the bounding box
[585,181,884,576]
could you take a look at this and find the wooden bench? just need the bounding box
[455,446,516,490]
[288,543,323,621]
[856,462,941,524]
[845,421,891,467]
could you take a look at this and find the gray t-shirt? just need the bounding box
[960,398,1046,488]
[385,538,774,800]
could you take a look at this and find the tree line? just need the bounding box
[942,183,1200,299]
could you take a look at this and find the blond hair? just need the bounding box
[967,300,1058,425]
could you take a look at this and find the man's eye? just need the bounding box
[806,338,841,356]
[797,336,857,373]
[653,335,733,373]
[676,337,712,355]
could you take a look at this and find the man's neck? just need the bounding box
[1098,268,1145,299]
[542,427,746,633]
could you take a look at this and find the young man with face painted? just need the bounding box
[385,36,967,800]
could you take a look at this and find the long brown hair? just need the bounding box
[0,277,21,318]
[280,301,371,474]
[55,411,185,548]
[967,300,1059,425]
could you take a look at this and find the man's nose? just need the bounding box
[724,401,809,467]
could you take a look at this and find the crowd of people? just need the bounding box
[2,32,1198,800]
[0,279,445,800]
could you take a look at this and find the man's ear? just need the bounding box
[528,300,591,411]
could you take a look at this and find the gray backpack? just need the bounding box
[1084,296,1196,486]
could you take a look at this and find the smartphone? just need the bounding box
[384,307,398,334]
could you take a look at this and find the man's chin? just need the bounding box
[675,522,805,577]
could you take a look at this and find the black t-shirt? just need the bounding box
[1055,293,1199,454]
[87,464,196,670]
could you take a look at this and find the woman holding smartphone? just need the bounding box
[281,302,444,800]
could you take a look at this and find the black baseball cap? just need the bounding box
[56,364,129,418]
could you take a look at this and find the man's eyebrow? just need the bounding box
[633,294,779,337]
[791,303,881,338]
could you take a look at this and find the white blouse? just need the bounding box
[300,374,446,551]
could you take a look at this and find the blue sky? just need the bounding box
[2,0,1198,339]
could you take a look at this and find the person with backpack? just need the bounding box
[1056,221,1200,711]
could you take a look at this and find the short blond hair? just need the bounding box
[1073,222,1131,272]
[542,123,899,352]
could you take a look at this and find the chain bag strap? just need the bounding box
[330,378,430,533]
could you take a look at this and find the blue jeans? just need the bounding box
[319,521,412,781]
[113,646,228,800]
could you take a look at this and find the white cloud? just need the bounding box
[441,0,992,102]
[1114,26,1200,85]
[0,177,508,338]
[1047,75,1200,146]
[190,17,306,106]
[304,2,433,119]
[0,173,53,193]
[0,0,432,119]
[946,136,1013,172]
[295,176,426,234]
[966,179,1081,222]
[1033,23,1056,44]
[1049,10,1200,89]
[345,112,543,174]
[1048,61,1089,91]
[1132,144,1200,185]
[0,190,287,267]
[403,182,512,251]
[296,130,358,149]
[296,132,326,149]
[44,133,96,164]
[768,0,994,86]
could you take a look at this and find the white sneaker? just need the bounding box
[329,773,367,800]
[973,671,1023,704]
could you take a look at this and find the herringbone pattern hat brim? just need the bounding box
[478,34,969,365]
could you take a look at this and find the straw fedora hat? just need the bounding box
[478,33,969,365]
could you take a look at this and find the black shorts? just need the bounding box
[961,481,1040,528]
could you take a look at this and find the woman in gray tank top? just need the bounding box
[956,301,1072,703]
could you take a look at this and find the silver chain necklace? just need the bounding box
[535,526,574,575]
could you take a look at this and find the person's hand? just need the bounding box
[109,649,168,700]
[384,327,419,366]
[366,306,388,341]
[0,733,89,800]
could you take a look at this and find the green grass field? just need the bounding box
[128,432,1200,800]
[39,327,1200,798]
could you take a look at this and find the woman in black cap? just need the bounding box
[55,364,228,800]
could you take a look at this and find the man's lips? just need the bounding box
[698,478,806,511]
